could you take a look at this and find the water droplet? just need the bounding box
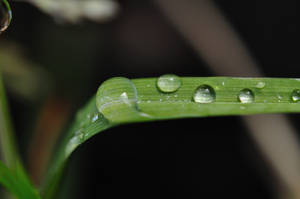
[256,82,265,88]
[86,113,91,119]
[91,112,99,123]
[0,0,12,33]
[291,89,300,102]
[277,94,282,102]
[238,88,254,103]
[96,77,149,122]
[240,106,246,110]
[193,85,216,103]
[157,74,181,93]
[65,135,81,157]
[74,129,84,136]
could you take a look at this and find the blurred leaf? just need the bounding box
[0,160,41,199]
[0,42,52,101]
[29,0,119,23]
[0,66,20,170]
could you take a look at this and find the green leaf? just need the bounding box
[41,96,112,199]
[0,65,38,198]
[0,160,41,199]
[42,76,300,198]
[0,67,21,169]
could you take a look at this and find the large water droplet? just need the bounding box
[96,77,150,122]
[0,0,12,33]
[291,89,300,102]
[238,88,254,103]
[193,85,216,103]
[157,74,181,93]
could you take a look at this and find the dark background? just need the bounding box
[2,0,300,198]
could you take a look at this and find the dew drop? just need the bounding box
[157,74,181,93]
[277,94,282,102]
[65,135,81,157]
[193,85,216,103]
[96,77,138,112]
[256,82,265,89]
[238,88,254,103]
[0,0,12,33]
[91,112,99,123]
[96,77,150,122]
[74,129,84,136]
[291,89,300,102]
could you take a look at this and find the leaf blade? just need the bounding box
[0,161,41,199]
[42,76,300,198]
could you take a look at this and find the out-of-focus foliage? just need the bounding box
[0,42,52,101]
[28,0,119,23]
[0,161,41,199]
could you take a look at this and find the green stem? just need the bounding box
[0,67,20,168]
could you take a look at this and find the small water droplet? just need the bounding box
[193,85,216,103]
[222,82,225,86]
[65,135,82,157]
[0,0,12,33]
[91,113,99,122]
[238,88,254,103]
[157,74,181,93]
[74,129,84,136]
[291,89,300,102]
[256,82,265,88]
[277,94,282,102]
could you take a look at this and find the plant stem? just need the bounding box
[0,67,20,168]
